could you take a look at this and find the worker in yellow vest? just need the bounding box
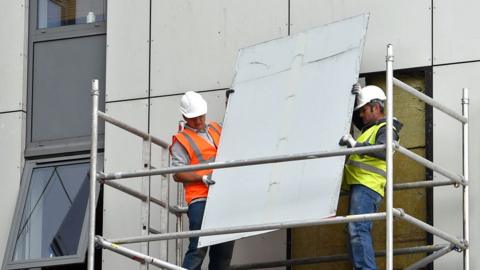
[170,91,234,270]
[339,84,403,270]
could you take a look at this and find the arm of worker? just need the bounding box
[171,142,215,185]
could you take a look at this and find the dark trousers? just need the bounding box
[348,184,382,270]
[182,201,235,270]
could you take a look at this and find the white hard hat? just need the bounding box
[180,91,208,118]
[354,85,386,111]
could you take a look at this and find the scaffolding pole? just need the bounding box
[98,111,169,148]
[394,209,466,249]
[100,180,186,214]
[462,88,470,270]
[385,43,394,270]
[99,145,386,181]
[393,77,467,124]
[88,79,99,270]
[160,147,172,261]
[89,44,471,269]
[108,212,387,244]
[395,143,465,186]
[404,244,455,270]
[230,244,449,270]
[96,236,186,270]
[393,179,457,190]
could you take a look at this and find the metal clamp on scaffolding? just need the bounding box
[87,43,470,270]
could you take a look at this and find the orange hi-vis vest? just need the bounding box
[170,122,222,205]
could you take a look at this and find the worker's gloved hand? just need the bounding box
[202,175,215,186]
[339,134,357,148]
[351,83,361,95]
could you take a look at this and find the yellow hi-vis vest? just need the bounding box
[344,122,387,197]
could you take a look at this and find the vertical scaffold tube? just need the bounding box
[462,88,469,270]
[385,44,394,270]
[88,79,100,270]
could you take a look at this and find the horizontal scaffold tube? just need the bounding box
[393,77,467,123]
[393,179,457,190]
[394,142,465,186]
[98,111,169,148]
[101,180,187,214]
[393,209,467,250]
[96,236,186,270]
[108,212,387,244]
[100,145,386,181]
[230,244,449,269]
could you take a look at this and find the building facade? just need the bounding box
[1,1,479,269]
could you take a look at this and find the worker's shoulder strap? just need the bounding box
[208,122,222,136]
[363,121,398,144]
[375,121,399,132]
[207,122,222,147]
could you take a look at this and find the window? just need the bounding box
[27,35,106,155]
[2,157,99,269]
[37,0,106,29]
[26,0,106,157]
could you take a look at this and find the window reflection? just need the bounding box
[13,163,90,260]
[37,0,105,29]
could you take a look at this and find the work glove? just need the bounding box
[351,83,361,95]
[339,134,357,148]
[202,175,216,186]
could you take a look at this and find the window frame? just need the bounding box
[31,0,107,37]
[2,155,101,270]
[25,0,106,157]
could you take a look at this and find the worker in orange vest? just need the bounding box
[170,91,234,270]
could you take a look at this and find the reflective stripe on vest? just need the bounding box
[171,122,222,204]
[180,132,216,164]
[344,122,387,197]
[345,159,386,177]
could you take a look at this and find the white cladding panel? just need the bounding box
[106,0,149,101]
[0,1,27,111]
[0,112,24,266]
[433,63,480,270]
[433,0,480,65]
[150,92,286,266]
[290,0,431,72]
[199,15,365,247]
[150,0,288,96]
[102,100,148,270]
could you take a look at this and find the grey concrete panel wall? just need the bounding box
[0,1,28,111]
[230,230,286,270]
[106,0,150,102]
[433,0,480,65]
[290,0,432,73]
[103,100,149,270]
[150,0,288,96]
[433,63,480,270]
[0,112,25,266]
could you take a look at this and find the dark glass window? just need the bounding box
[30,35,106,146]
[37,0,106,29]
[13,163,89,261]
[2,158,96,269]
